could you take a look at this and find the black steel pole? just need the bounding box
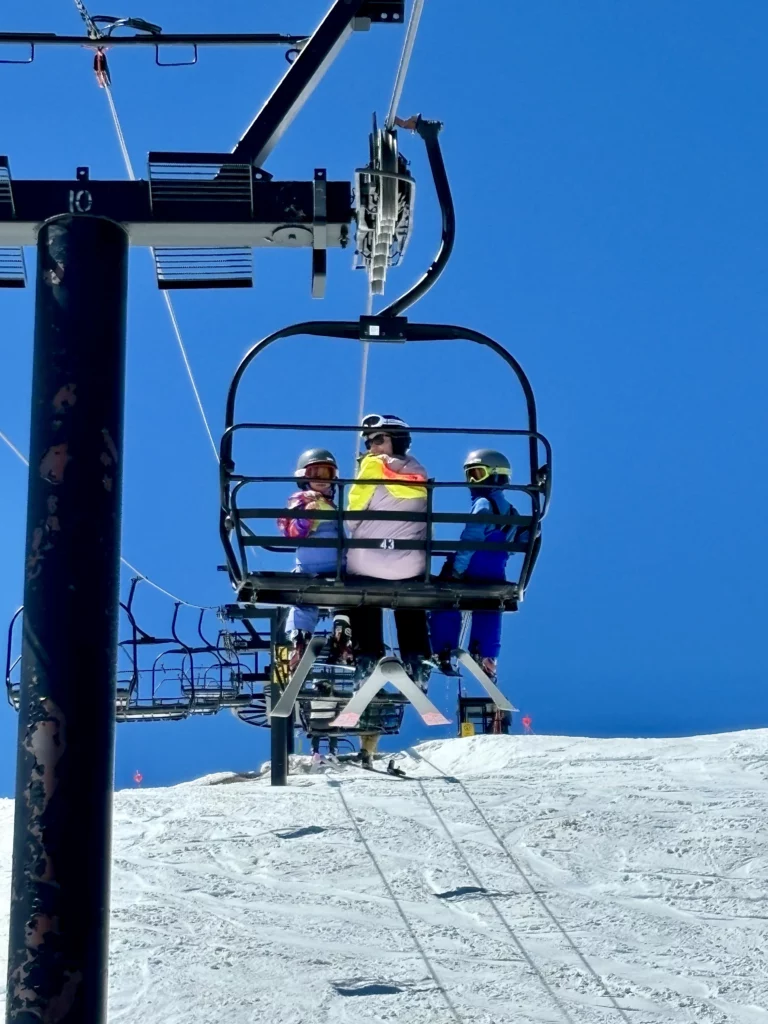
[287,712,295,757]
[270,681,289,787]
[269,613,289,787]
[6,215,128,1024]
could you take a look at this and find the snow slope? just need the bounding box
[2,732,768,1023]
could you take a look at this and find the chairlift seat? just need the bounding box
[117,704,189,722]
[231,573,519,612]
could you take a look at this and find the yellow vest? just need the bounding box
[346,454,427,511]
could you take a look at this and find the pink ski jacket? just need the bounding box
[345,452,428,580]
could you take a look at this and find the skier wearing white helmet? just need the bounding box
[343,415,432,717]
[346,414,428,580]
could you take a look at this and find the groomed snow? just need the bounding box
[2,731,768,1023]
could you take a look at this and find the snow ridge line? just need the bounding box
[409,748,635,1024]
[331,780,465,1022]
[415,780,579,1024]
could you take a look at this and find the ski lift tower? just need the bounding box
[0,5,403,1023]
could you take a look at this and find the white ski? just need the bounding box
[382,660,451,727]
[331,656,450,729]
[454,650,518,712]
[328,660,391,729]
[270,636,325,719]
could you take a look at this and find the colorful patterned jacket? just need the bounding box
[278,489,340,575]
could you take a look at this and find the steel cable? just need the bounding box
[385,0,426,130]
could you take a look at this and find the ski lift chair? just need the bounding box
[218,117,551,733]
[218,320,550,727]
[116,580,263,721]
[219,320,551,614]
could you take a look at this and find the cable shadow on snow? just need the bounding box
[408,746,635,1024]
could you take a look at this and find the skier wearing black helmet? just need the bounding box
[430,449,519,684]
[277,448,350,669]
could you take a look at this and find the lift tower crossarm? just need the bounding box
[0,174,353,249]
[0,32,311,48]
[231,0,404,167]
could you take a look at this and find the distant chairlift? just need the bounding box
[4,579,272,721]
[116,579,270,722]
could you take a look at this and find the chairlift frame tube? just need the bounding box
[117,579,143,716]
[5,607,23,708]
[379,118,455,318]
[170,602,196,707]
[6,215,128,1024]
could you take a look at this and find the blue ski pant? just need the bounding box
[285,605,321,634]
[429,608,503,660]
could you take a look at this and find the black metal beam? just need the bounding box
[6,214,128,1024]
[0,177,352,247]
[231,0,375,167]
[0,32,309,48]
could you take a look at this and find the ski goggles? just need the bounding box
[465,465,506,484]
[304,463,337,481]
[364,432,391,448]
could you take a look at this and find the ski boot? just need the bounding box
[404,656,432,693]
[288,629,312,674]
[352,654,376,686]
[431,646,455,677]
[474,655,498,685]
[358,733,379,768]
[328,614,355,666]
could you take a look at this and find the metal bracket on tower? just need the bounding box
[358,1,406,23]
[312,168,327,299]
[0,158,26,288]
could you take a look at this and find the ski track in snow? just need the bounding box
[1,732,768,1023]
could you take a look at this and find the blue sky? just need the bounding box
[1,0,767,795]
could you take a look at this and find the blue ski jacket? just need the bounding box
[452,488,517,580]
